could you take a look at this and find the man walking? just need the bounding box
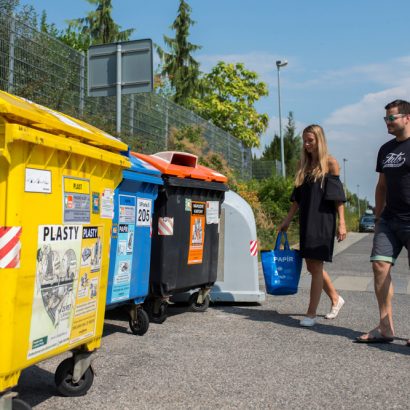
[356,99,410,344]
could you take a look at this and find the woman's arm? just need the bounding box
[335,201,347,241]
[278,201,299,232]
[328,156,347,241]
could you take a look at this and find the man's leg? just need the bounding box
[372,260,394,338]
[356,218,397,342]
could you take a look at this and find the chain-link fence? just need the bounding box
[0,12,252,179]
[252,160,281,180]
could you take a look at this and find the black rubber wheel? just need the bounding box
[12,398,32,410]
[147,300,168,324]
[129,308,149,335]
[189,292,210,312]
[54,357,94,397]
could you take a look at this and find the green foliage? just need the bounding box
[58,24,92,52]
[1,0,37,24]
[167,125,238,187]
[189,62,269,148]
[62,0,134,52]
[344,188,371,231]
[237,176,298,249]
[0,0,20,15]
[258,176,295,223]
[157,0,201,106]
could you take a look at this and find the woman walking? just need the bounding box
[279,124,347,326]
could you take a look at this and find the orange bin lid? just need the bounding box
[131,151,228,183]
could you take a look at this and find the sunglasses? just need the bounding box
[384,114,407,123]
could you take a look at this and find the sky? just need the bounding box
[19,0,410,204]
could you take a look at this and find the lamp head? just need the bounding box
[276,60,288,68]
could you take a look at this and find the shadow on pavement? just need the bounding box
[215,304,410,356]
[102,303,198,337]
[14,365,58,408]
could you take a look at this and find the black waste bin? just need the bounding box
[132,151,228,322]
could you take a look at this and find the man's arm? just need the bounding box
[374,172,387,220]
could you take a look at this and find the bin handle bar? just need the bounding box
[6,123,130,168]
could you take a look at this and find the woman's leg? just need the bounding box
[305,259,324,317]
[322,269,339,306]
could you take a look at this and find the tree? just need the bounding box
[189,62,269,148]
[261,133,280,161]
[40,11,60,37]
[62,0,134,52]
[0,0,20,15]
[259,112,301,177]
[283,112,301,177]
[157,0,201,106]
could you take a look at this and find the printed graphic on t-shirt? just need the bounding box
[382,152,406,168]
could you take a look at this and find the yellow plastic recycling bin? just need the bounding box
[0,91,130,409]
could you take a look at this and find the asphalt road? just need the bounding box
[15,233,410,409]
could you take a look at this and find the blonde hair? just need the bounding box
[295,124,329,187]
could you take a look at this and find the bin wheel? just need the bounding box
[189,292,210,312]
[55,357,94,397]
[12,398,32,410]
[129,308,150,335]
[148,301,168,324]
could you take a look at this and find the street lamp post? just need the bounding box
[276,60,288,178]
[342,158,348,189]
[357,184,361,218]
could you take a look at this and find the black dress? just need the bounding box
[291,174,346,262]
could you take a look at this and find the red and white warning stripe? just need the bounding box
[0,226,22,268]
[158,217,174,236]
[250,240,258,256]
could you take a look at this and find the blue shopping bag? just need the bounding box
[261,232,302,295]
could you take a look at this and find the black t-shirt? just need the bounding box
[376,137,410,221]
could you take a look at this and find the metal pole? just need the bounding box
[357,184,360,218]
[129,94,135,135]
[343,158,347,189]
[79,52,85,117]
[164,100,169,149]
[8,14,15,93]
[277,66,285,178]
[116,43,122,135]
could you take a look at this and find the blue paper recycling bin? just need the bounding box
[106,153,162,335]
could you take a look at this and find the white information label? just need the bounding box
[206,201,219,224]
[25,168,52,193]
[101,189,114,219]
[136,198,152,226]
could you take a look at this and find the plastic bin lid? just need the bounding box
[0,90,128,153]
[132,151,228,183]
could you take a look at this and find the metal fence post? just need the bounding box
[79,52,85,117]
[116,43,122,134]
[7,14,15,93]
[129,94,135,135]
[164,100,169,150]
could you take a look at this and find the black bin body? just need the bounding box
[150,176,227,297]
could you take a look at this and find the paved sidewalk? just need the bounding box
[14,231,410,409]
[260,232,410,295]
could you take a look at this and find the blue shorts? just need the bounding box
[370,217,410,266]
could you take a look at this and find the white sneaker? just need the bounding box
[300,316,317,327]
[325,296,345,319]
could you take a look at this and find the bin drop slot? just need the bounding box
[154,151,198,168]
